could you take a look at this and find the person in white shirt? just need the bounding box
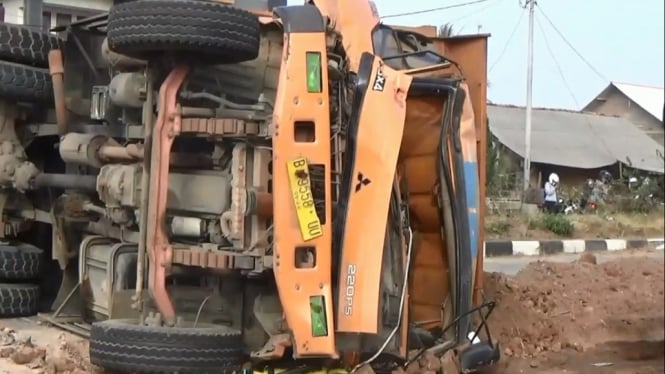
[543,173,559,213]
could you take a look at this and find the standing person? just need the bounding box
[580,178,595,210]
[543,173,560,213]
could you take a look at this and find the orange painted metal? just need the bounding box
[336,59,412,333]
[316,0,417,336]
[314,0,379,72]
[145,65,190,325]
[271,31,336,358]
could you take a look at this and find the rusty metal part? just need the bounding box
[145,65,190,325]
[172,247,236,269]
[180,118,261,136]
[253,192,273,218]
[48,50,68,135]
[250,333,291,360]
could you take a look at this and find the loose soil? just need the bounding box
[0,325,91,373]
[482,254,665,373]
[485,212,665,240]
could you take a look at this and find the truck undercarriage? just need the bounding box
[0,0,497,372]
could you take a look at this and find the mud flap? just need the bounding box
[271,6,336,358]
[335,53,412,334]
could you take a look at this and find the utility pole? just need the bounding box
[523,0,535,192]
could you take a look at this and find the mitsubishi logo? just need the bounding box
[354,172,371,192]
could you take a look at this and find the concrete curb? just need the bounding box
[484,238,665,257]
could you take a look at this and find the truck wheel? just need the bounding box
[0,283,39,318]
[89,319,245,373]
[0,243,43,281]
[0,23,61,68]
[107,0,261,64]
[0,60,53,102]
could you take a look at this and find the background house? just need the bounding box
[487,104,664,195]
[584,82,664,145]
[0,0,111,31]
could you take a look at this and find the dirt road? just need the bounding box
[0,251,662,373]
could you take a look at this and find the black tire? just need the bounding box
[0,23,62,68]
[89,319,245,373]
[0,283,39,318]
[0,243,43,281]
[107,0,261,64]
[0,60,53,102]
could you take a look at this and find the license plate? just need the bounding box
[286,157,323,241]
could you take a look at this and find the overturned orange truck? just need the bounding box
[0,0,496,372]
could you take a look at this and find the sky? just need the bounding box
[289,0,665,111]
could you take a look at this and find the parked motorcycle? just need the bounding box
[578,178,603,214]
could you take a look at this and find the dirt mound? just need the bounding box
[0,326,90,373]
[485,255,665,359]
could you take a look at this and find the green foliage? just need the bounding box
[486,219,512,236]
[540,214,575,237]
[486,121,520,196]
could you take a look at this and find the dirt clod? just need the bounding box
[10,346,46,365]
[0,346,15,357]
[577,252,597,264]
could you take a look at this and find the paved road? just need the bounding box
[484,249,664,275]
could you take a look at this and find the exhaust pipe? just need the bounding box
[48,50,68,135]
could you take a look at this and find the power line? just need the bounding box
[449,0,503,23]
[535,4,608,82]
[488,7,525,72]
[535,15,580,108]
[535,13,614,160]
[380,0,491,19]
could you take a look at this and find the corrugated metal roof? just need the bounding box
[488,104,664,174]
[612,82,664,122]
